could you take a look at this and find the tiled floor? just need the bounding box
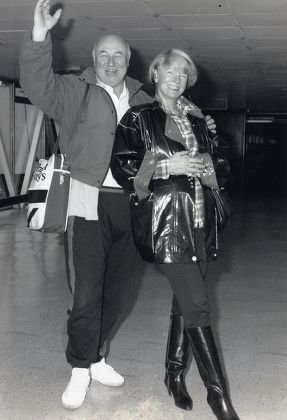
[0,195,286,420]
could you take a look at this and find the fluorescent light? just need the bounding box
[246,117,274,123]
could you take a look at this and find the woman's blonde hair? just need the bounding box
[148,49,198,87]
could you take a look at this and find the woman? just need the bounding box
[111,49,239,420]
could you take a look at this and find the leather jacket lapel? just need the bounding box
[164,115,187,148]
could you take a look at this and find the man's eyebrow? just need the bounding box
[98,49,124,54]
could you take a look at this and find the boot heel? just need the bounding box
[164,374,168,387]
[164,375,172,396]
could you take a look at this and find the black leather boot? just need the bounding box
[187,326,240,420]
[164,314,193,410]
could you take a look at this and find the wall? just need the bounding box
[0,84,45,198]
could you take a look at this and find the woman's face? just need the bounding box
[155,55,189,104]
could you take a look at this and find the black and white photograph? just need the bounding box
[0,1,286,419]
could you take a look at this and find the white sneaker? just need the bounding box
[62,367,91,409]
[90,358,124,387]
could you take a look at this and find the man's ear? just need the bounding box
[92,49,96,67]
[154,69,158,83]
[127,50,131,65]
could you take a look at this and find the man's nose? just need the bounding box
[107,56,115,66]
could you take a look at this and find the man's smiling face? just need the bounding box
[93,35,130,91]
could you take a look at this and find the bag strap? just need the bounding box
[53,83,90,154]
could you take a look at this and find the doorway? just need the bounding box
[244,116,287,199]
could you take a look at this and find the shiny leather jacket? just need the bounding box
[111,101,231,263]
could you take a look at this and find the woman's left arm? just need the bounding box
[194,118,230,190]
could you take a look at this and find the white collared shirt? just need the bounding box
[68,81,130,220]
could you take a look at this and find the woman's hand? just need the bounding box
[32,0,62,41]
[205,115,216,134]
[169,151,206,177]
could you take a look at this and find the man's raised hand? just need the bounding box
[32,0,62,41]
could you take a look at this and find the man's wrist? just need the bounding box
[32,27,48,42]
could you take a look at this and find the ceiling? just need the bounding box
[1,0,287,112]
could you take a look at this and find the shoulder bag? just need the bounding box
[27,84,89,233]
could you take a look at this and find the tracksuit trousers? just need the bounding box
[64,190,137,368]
